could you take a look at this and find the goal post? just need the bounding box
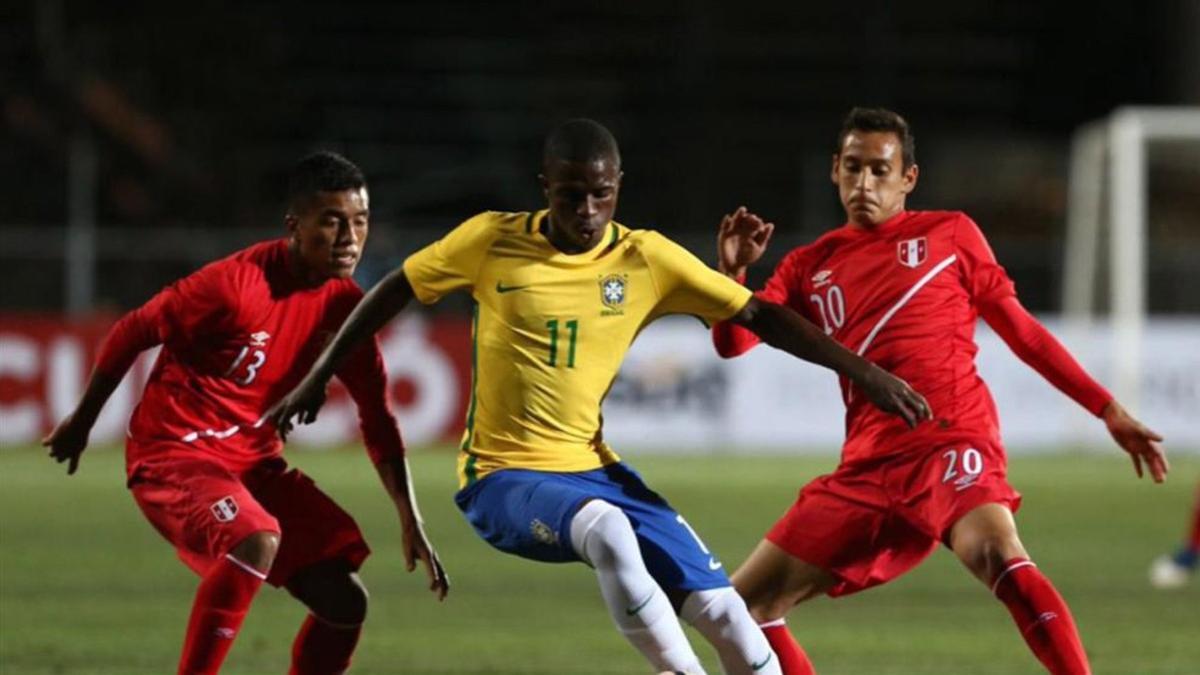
[1063,105,1200,412]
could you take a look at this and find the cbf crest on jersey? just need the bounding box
[530,518,559,545]
[599,274,628,316]
[897,237,927,268]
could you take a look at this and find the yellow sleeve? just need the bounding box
[642,232,753,325]
[402,212,498,304]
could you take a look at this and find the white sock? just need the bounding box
[571,499,706,674]
[681,587,780,675]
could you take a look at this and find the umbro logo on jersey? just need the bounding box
[811,270,833,287]
[495,281,529,294]
[210,496,239,522]
[898,237,928,268]
[250,331,270,346]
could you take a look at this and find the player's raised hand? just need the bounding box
[717,206,774,278]
[43,412,91,475]
[1102,401,1168,483]
[857,364,932,429]
[265,373,330,441]
[401,516,450,601]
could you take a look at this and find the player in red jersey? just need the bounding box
[711,108,1168,675]
[1149,481,1200,588]
[43,152,448,675]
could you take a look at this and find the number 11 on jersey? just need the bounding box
[545,318,579,368]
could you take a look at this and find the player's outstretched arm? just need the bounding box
[731,297,932,428]
[374,456,450,600]
[268,268,417,438]
[44,300,164,474]
[339,335,449,599]
[979,295,1168,482]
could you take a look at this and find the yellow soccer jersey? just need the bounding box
[403,210,753,488]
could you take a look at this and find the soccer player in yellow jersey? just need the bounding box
[270,119,930,674]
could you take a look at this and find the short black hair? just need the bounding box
[836,107,916,169]
[287,151,366,207]
[542,118,621,169]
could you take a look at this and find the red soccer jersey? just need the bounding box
[96,239,403,476]
[714,210,1108,465]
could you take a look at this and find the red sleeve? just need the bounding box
[712,248,806,358]
[96,259,240,377]
[94,291,169,378]
[955,215,1016,304]
[336,336,406,464]
[981,296,1113,417]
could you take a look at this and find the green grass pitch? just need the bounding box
[2,446,1197,674]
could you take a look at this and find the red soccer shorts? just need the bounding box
[128,446,370,587]
[766,439,1021,597]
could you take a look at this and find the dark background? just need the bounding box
[2,0,1198,312]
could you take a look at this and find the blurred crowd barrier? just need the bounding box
[2,314,1197,452]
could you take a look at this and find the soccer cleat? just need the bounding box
[1148,552,1195,589]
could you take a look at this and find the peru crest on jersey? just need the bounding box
[897,237,927,268]
[210,496,239,523]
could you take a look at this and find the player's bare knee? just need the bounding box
[736,579,815,622]
[950,504,1027,583]
[734,580,781,622]
[954,531,1025,583]
[731,577,765,616]
[756,595,798,624]
[229,530,280,572]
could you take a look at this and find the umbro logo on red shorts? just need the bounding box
[210,496,239,523]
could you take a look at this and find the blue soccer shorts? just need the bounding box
[454,462,730,593]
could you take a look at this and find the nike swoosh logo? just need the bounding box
[751,653,773,671]
[708,557,723,570]
[625,593,655,616]
[495,281,530,294]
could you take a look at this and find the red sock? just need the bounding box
[289,614,363,675]
[178,555,266,675]
[992,558,1090,675]
[1188,487,1200,551]
[760,620,816,675]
